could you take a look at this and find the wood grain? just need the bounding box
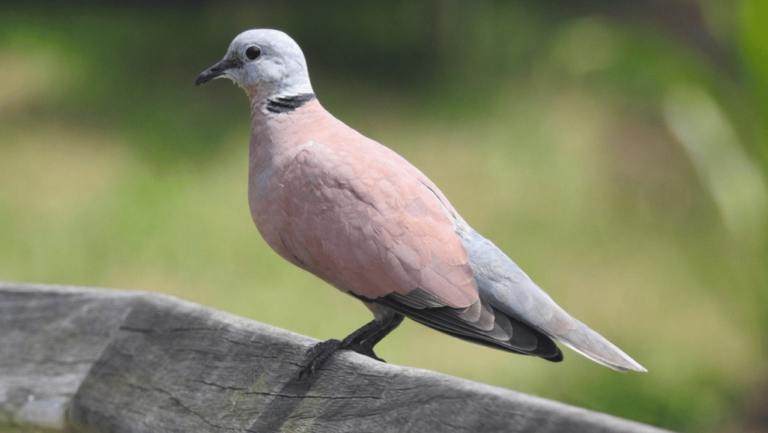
[0,282,671,433]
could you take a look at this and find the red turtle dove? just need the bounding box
[196,29,646,376]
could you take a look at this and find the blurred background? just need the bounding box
[1,1,767,431]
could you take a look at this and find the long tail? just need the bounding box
[536,304,646,372]
[460,226,646,372]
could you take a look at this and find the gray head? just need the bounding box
[196,29,313,98]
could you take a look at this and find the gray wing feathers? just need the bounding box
[459,225,646,372]
[380,290,559,357]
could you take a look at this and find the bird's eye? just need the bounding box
[245,46,262,61]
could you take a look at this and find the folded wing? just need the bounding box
[275,136,564,361]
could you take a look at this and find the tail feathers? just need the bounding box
[550,320,646,372]
[459,225,646,372]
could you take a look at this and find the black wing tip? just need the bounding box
[369,292,565,363]
[542,349,564,363]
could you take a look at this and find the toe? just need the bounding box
[298,339,343,379]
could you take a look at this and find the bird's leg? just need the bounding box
[299,312,404,378]
[345,313,404,360]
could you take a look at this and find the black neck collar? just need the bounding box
[266,93,316,114]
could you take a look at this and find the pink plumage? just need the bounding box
[248,99,477,308]
[196,28,646,375]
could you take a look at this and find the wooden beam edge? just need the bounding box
[0,282,672,433]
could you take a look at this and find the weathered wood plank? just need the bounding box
[0,283,138,430]
[0,282,672,433]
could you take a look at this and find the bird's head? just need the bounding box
[195,29,313,100]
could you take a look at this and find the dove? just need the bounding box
[196,29,646,376]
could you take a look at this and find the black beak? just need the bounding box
[195,58,242,86]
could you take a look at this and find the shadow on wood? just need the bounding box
[0,282,672,433]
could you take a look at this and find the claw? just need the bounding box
[345,343,384,362]
[298,339,342,379]
[296,314,404,379]
[297,339,390,379]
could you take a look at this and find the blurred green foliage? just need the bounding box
[1,1,767,432]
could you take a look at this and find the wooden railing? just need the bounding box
[0,282,671,432]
